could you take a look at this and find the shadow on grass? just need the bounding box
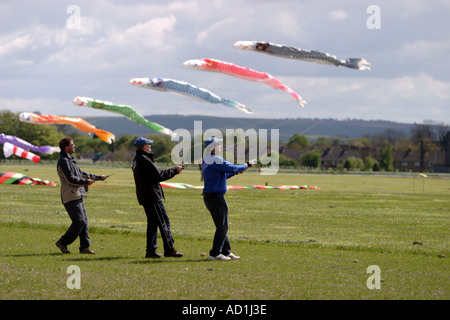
[4,252,62,258]
[62,256,130,262]
[129,258,211,264]
[5,252,217,264]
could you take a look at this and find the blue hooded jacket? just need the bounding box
[202,154,247,194]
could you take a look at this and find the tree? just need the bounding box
[279,154,299,168]
[0,110,65,160]
[363,156,378,171]
[343,156,364,170]
[378,140,394,171]
[300,150,321,168]
[287,134,310,149]
[313,137,331,149]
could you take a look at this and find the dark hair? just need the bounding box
[59,137,72,151]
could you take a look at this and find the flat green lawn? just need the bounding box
[0,164,449,300]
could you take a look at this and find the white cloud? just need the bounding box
[328,10,347,21]
[195,17,237,48]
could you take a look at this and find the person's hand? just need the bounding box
[99,175,107,181]
[86,178,94,185]
[175,166,184,174]
[246,160,256,167]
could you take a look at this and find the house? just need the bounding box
[393,148,445,172]
[280,144,446,172]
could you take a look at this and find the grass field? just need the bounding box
[0,163,449,301]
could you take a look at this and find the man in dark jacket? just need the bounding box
[55,137,106,254]
[132,137,184,258]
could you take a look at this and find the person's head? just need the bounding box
[59,137,75,155]
[134,137,153,153]
[204,137,223,155]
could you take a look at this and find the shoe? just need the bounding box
[209,254,231,261]
[79,247,96,254]
[164,248,183,258]
[225,253,240,260]
[145,251,162,258]
[55,240,70,254]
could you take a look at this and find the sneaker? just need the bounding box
[55,240,70,254]
[209,254,231,261]
[164,248,183,258]
[225,253,240,260]
[79,247,96,254]
[145,251,162,258]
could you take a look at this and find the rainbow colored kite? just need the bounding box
[160,182,319,190]
[0,172,58,186]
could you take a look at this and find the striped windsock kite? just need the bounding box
[3,142,40,163]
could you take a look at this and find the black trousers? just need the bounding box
[203,193,231,257]
[143,200,175,253]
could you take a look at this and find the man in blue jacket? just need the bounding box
[202,137,250,261]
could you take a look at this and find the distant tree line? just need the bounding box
[279,121,449,171]
[1,110,448,171]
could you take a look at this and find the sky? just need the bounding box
[1,0,449,126]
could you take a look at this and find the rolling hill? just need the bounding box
[82,114,416,142]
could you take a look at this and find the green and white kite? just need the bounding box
[73,96,175,137]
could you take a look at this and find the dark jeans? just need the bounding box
[143,200,175,253]
[59,198,90,249]
[203,193,231,257]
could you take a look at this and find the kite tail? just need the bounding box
[288,90,307,107]
[143,119,176,138]
[93,129,116,144]
[343,58,371,70]
[221,98,253,114]
[265,78,307,107]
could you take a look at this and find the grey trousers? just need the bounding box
[59,198,91,249]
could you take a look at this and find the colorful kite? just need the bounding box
[129,77,253,114]
[0,171,58,186]
[19,112,115,144]
[73,97,176,137]
[0,133,59,154]
[183,58,306,107]
[233,41,371,70]
[160,182,320,190]
[3,142,40,163]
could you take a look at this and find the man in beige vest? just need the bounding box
[55,137,106,254]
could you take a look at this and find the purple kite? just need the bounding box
[0,133,60,154]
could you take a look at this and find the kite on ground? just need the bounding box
[0,133,59,154]
[183,58,306,107]
[0,171,58,186]
[233,41,371,70]
[3,142,40,163]
[73,97,176,138]
[129,77,253,114]
[160,182,320,190]
[19,112,115,144]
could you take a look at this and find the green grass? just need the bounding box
[0,164,449,300]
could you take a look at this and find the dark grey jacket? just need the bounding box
[132,150,179,205]
[57,151,100,204]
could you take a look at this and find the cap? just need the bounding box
[204,137,223,148]
[134,137,153,147]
